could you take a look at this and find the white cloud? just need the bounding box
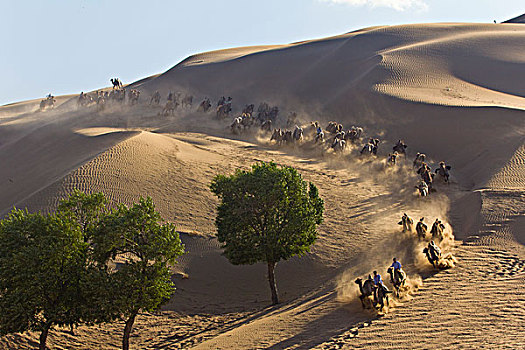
[320,0,429,12]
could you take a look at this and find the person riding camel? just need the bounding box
[387,152,398,166]
[373,270,386,301]
[430,219,445,241]
[390,257,404,284]
[413,152,426,168]
[416,217,428,239]
[417,163,433,189]
[435,161,451,183]
[391,257,402,271]
[429,240,442,257]
[398,213,413,232]
[417,162,431,176]
[372,138,380,155]
[416,180,429,197]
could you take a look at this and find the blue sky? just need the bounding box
[1,0,523,105]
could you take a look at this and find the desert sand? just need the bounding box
[0,21,524,349]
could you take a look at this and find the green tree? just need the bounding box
[56,191,115,330]
[210,162,324,304]
[92,197,184,350]
[57,190,108,239]
[0,209,89,350]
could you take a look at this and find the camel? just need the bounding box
[355,277,390,311]
[198,98,211,112]
[110,88,126,103]
[77,92,90,107]
[393,140,407,154]
[387,152,398,166]
[181,94,193,108]
[435,161,451,183]
[216,103,231,119]
[416,217,428,240]
[242,104,255,117]
[416,180,429,197]
[303,121,319,139]
[292,126,303,142]
[261,120,272,132]
[326,121,339,134]
[430,219,445,241]
[345,126,363,143]
[160,100,176,116]
[231,117,243,134]
[271,129,284,145]
[423,241,442,268]
[387,267,406,297]
[240,114,255,129]
[96,94,106,111]
[283,130,293,144]
[418,163,434,189]
[315,130,325,144]
[360,143,374,156]
[110,78,122,90]
[332,138,346,153]
[361,138,380,156]
[398,213,414,233]
[129,89,140,105]
[413,152,426,169]
[150,91,161,105]
[40,95,55,111]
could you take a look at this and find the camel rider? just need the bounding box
[391,258,402,271]
[430,219,445,241]
[417,162,431,176]
[429,240,442,257]
[417,180,429,196]
[373,270,385,300]
[388,152,398,165]
[316,126,323,135]
[416,217,428,239]
[435,161,451,182]
[398,213,413,232]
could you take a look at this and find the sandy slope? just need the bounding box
[1,21,524,349]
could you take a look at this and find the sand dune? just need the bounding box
[1,20,524,349]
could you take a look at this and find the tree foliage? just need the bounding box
[0,209,89,350]
[92,197,184,350]
[0,192,184,350]
[210,162,324,304]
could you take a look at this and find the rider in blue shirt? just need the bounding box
[391,257,402,270]
[373,270,383,286]
[373,270,384,301]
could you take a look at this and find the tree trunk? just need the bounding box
[39,323,51,350]
[267,261,279,305]
[122,313,137,350]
